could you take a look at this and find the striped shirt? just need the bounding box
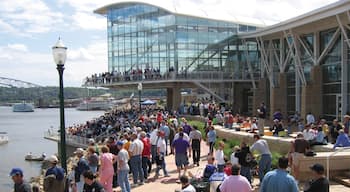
[129,139,144,156]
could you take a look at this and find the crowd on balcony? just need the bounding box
[84,68,167,86]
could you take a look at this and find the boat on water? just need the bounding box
[24,153,46,161]
[13,102,34,112]
[77,100,114,111]
[0,132,9,145]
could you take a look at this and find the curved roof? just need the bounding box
[94,0,266,27]
[239,0,350,39]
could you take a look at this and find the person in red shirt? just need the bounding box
[140,131,151,179]
[156,111,163,126]
[224,161,232,176]
[227,112,234,129]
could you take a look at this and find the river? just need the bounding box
[0,106,104,191]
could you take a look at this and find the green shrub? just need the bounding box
[187,120,206,139]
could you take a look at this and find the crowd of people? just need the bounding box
[12,101,350,192]
[84,68,165,86]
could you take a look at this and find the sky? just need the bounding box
[0,0,339,87]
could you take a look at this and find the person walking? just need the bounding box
[215,141,225,172]
[207,126,216,156]
[235,142,252,183]
[159,121,170,155]
[219,164,252,192]
[99,146,117,192]
[172,132,191,178]
[116,141,131,192]
[251,134,271,182]
[73,148,90,192]
[140,131,151,179]
[154,131,170,178]
[43,155,65,192]
[128,132,144,186]
[257,102,267,136]
[87,147,99,174]
[10,168,32,192]
[260,157,299,192]
[304,164,329,192]
[189,125,202,166]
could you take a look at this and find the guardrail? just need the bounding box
[83,71,260,87]
[44,130,111,148]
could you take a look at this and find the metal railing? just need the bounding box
[83,71,260,87]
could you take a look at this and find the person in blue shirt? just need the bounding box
[44,155,65,192]
[333,129,350,149]
[260,156,299,192]
[206,126,216,156]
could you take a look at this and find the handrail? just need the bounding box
[326,146,350,179]
[83,71,259,87]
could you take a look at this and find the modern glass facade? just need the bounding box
[98,3,259,77]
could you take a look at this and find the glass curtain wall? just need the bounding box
[106,3,259,79]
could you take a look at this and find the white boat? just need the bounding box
[0,132,9,145]
[77,100,114,111]
[13,102,34,112]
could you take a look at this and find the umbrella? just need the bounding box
[141,100,156,105]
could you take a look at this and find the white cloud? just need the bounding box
[0,40,107,87]
[72,12,106,30]
[7,44,28,52]
[0,0,65,35]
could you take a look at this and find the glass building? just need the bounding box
[94,2,260,78]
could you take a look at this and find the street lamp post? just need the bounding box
[52,38,67,173]
[137,83,142,111]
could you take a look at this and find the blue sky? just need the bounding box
[0,0,338,87]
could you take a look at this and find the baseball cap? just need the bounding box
[116,141,124,146]
[9,168,23,177]
[74,148,85,155]
[46,155,59,163]
[309,163,325,174]
[88,138,95,144]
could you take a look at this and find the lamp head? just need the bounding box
[52,37,67,66]
[137,83,142,91]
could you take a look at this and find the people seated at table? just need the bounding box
[333,129,350,149]
[270,119,284,136]
[310,127,327,146]
[303,124,316,142]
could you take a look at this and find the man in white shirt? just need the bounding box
[251,134,272,183]
[215,141,225,172]
[129,133,144,185]
[306,112,315,125]
[179,175,196,192]
[155,131,170,178]
[150,127,159,164]
[174,127,190,142]
[189,125,202,166]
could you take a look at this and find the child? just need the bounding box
[223,161,232,176]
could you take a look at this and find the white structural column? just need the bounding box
[242,39,256,89]
[284,30,306,113]
[256,37,274,87]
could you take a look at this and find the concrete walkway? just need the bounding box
[112,140,350,192]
